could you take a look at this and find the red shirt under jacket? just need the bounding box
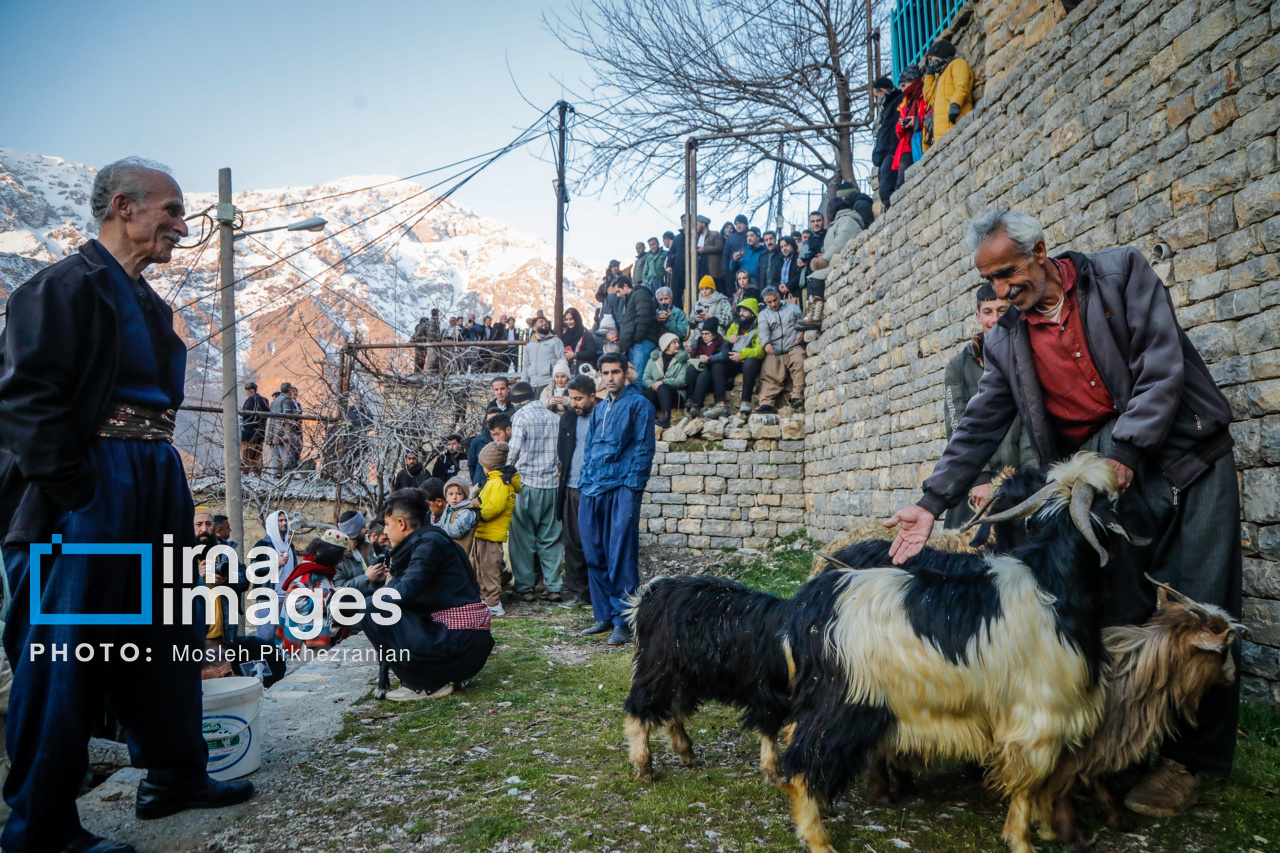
[1023,258,1118,447]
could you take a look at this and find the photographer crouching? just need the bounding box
[363,488,494,702]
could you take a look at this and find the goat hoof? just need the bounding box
[635,769,653,783]
[373,687,387,700]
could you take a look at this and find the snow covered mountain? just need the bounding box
[0,146,601,409]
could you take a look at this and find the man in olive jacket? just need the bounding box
[940,283,1036,528]
[886,210,1240,816]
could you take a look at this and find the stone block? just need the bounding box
[677,519,702,535]
[1243,640,1280,679]
[651,493,687,505]
[647,476,672,494]
[1244,556,1280,596]
[1243,467,1280,522]
[723,439,749,451]
[715,464,740,478]
[657,533,688,548]
[659,464,686,477]
[1235,171,1280,226]
[671,475,705,494]
[783,418,805,438]
[1244,596,1280,645]
[662,426,688,443]
[666,452,691,464]
[706,476,727,495]
[686,463,716,475]
[727,429,752,440]
[727,479,761,495]
[688,535,711,550]
[1189,98,1238,145]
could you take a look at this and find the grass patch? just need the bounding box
[331,545,1280,852]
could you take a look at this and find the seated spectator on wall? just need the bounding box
[655,286,688,340]
[924,39,974,145]
[642,333,689,429]
[872,76,905,209]
[692,276,734,332]
[731,228,766,283]
[685,318,728,419]
[755,287,806,414]
[941,283,1036,529]
[541,359,573,413]
[798,196,866,333]
[724,298,765,415]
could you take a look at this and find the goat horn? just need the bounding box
[815,551,853,570]
[1143,573,1215,622]
[1070,481,1108,566]
[966,484,1004,526]
[963,482,1057,529]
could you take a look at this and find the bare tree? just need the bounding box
[546,0,890,212]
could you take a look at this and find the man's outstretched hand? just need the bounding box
[884,505,936,565]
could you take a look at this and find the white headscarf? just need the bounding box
[265,509,296,592]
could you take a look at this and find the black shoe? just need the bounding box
[581,621,613,636]
[688,405,703,418]
[558,596,591,609]
[656,413,671,428]
[60,832,136,853]
[789,397,804,411]
[753,404,777,415]
[607,624,633,646]
[136,776,255,820]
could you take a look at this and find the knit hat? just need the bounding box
[421,477,445,501]
[734,214,749,225]
[193,506,214,520]
[444,475,470,497]
[509,381,535,404]
[321,528,352,550]
[899,65,922,85]
[874,75,895,91]
[698,275,716,292]
[479,441,509,472]
[337,511,367,537]
[928,38,955,58]
[552,359,571,379]
[700,317,720,335]
[658,332,680,354]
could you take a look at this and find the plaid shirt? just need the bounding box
[431,602,492,631]
[509,399,561,489]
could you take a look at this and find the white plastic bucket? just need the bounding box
[202,676,263,780]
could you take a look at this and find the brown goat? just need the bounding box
[1037,578,1239,850]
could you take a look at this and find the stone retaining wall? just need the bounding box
[804,0,1280,700]
[640,415,807,551]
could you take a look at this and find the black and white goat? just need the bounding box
[779,452,1130,853]
[623,575,793,783]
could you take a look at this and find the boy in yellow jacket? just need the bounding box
[923,38,974,145]
[472,440,521,617]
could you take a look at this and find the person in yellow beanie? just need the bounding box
[472,440,521,617]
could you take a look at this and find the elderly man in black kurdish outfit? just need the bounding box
[886,210,1241,818]
[365,488,494,702]
[0,158,253,853]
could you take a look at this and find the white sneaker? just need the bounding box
[385,682,454,702]
[489,603,506,617]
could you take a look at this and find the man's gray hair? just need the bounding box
[964,210,1045,256]
[655,286,673,299]
[761,286,782,299]
[90,156,172,224]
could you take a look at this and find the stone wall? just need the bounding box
[805,0,1280,700]
[641,414,807,552]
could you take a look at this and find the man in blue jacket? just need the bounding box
[577,353,656,646]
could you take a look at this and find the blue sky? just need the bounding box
[0,0,828,267]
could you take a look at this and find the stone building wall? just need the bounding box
[640,415,807,551]
[804,0,1280,700]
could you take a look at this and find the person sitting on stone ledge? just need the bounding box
[754,287,806,415]
[722,298,765,415]
[797,195,866,333]
[692,275,734,332]
[685,318,728,419]
[641,333,690,429]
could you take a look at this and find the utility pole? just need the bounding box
[774,138,786,234]
[553,100,569,336]
[682,138,698,317]
[217,168,245,558]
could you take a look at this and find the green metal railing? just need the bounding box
[890,0,968,82]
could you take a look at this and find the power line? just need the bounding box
[237,143,541,214]
[174,107,554,316]
[184,112,550,352]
